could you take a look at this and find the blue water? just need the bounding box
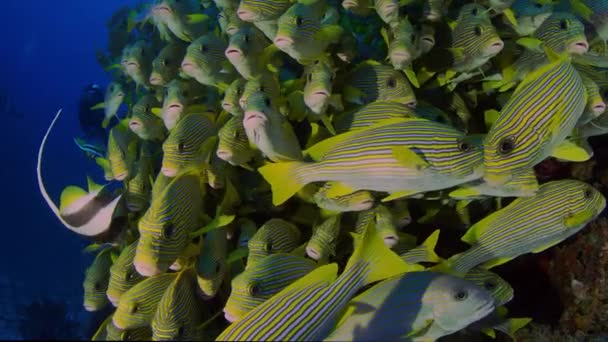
[0,1,140,339]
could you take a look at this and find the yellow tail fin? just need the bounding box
[258,161,309,206]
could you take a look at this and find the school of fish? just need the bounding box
[36,0,608,340]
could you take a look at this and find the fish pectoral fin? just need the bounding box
[329,94,343,111]
[59,185,89,213]
[416,67,436,85]
[380,27,390,46]
[481,327,497,339]
[406,319,435,339]
[187,14,209,24]
[563,209,597,230]
[324,182,357,198]
[550,139,592,162]
[343,86,366,105]
[502,8,518,27]
[90,102,105,110]
[319,113,336,135]
[449,187,481,199]
[484,109,501,130]
[515,37,543,52]
[381,190,420,203]
[391,145,429,172]
[404,68,420,88]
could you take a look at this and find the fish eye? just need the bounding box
[454,289,468,301]
[177,326,185,337]
[307,73,313,82]
[484,281,497,291]
[471,7,478,16]
[259,86,265,92]
[192,236,201,244]
[498,137,515,155]
[559,19,568,30]
[250,284,261,296]
[244,34,250,43]
[164,223,175,238]
[264,96,271,106]
[410,34,416,43]
[129,303,138,314]
[200,44,208,52]
[163,58,170,66]
[387,77,396,88]
[218,13,224,19]
[182,90,190,97]
[296,16,304,27]
[178,142,186,153]
[265,242,272,252]
[215,262,221,273]
[144,105,150,112]
[314,60,320,65]
[474,25,482,36]
[584,188,594,199]
[458,140,471,152]
[126,269,136,281]
[94,282,102,291]
[164,89,169,97]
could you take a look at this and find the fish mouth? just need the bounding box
[312,90,330,98]
[355,199,375,211]
[181,60,197,73]
[114,171,128,181]
[592,102,607,115]
[383,235,399,248]
[404,100,417,109]
[134,258,164,277]
[107,294,119,307]
[167,103,184,113]
[161,166,178,177]
[112,317,126,330]
[128,119,143,132]
[342,0,358,9]
[424,10,441,22]
[225,47,243,59]
[273,35,294,49]
[237,9,255,21]
[222,102,234,112]
[380,3,398,18]
[226,26,239,35]
[244,111,268,124]
[390,50,412,66]
[485,40,504,56]
[224,310,239,323]
[306,246,321,260]
[568,40,589,55]
[84,303,96,312]
[153,4,172,16]
[149,74,163,85]
[216,148,233,161]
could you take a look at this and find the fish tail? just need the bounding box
[419,229,442,263]
[102,117,110,129]
[258,161,309,206]
[345,221,412,287]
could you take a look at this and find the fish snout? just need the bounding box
[161,166,178,177]
[224,309,239,323]
[592,101,607,115]
[222,101,235,112]
[390,50,412,68]
[237,8,255,21]
[486,40,504,56]
[342,0,358,10]
[305,246,321,261]
[225,47,244,61]
[128,118,143,133]
[404,99,417,109]
[274,35,295,50]
[114,171,128,181]
[354,198,375,211]
[107,293,120,307]
[216,148,233,161]
[83,302,96,312]
[133,258,163,277]
[383,235,399,248]
[181,58,198,73]
[149,73,163,86]
[569,40,589,55]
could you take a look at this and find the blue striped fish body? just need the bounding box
[222,78,246,115]
[313,183,375,213]
[160,79,207,130]
[150,42,188,86]
[303,57,338,115]
[216,222,417,341]
[161,112,218,177]
[464,267,513,306]
[386,19,435,70]
[237,0,292,22]
[243,91,303,162]
[306,215,341,261]
[83,248,115,312]
[129,94,166,141]
[259,118,484,206]
[107,241,147,307]
[217,114,256,168]
[218,8,246,35]
[107,120,138,181]
[274,3,343,65]
[356,205,399,248]
[152,268,205,340]
[196,227,228,298]
[578,74,607,124]
[444,180,606,275]
[126,148,155,212]
[343,61,416,106]
[246,218,301,268]
[239,73,283,110]
[150,0,208,42]
[120,40,153,89]
[483,53,588,187]
[134,170,207,277]
[113,273,177,330]
[449,169,539,200]
[223,253,317,322]
[225,26,275,80]
[326,271,495,341]
[334,100,417,133]
[105,320,153,341]
[182,33,235,89]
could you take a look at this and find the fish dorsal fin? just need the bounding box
[87,176,105,194]
[460,209,503,245]
[59,185,88,213]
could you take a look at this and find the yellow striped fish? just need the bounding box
[222,78,246,115]
[243,91,302,162]
[125,148,154,213]
[112,272,177,330]
[225,26,277,80]
[160,79,206,130]
[326,271,495,341]
[400,229,441,264]
[83,248,115,312]
[239,73,283,111]
[161,112,217,177]
[259,118,484,206]
[246,218,301,268]
[578,74,607,124]
[196,227,228,298]
[107,241,146,307]
[388,200,412,228]
[274,3,343,65]
[508,0,554,36]
[306,215,341,261]
[104,318,153,341]
[333,100,417,133]
[216,114,256,169]
[383,18,435,70]
[449,169,539,200]
[181,33,234,90]
[128,94,167,142]
[150,42,188,86]
[236,0,292,22]
[107,119,138,181]
[134,170,207,277]
[313,183,375,213]
[223,253,317,322]
[356,205,399,248]
[343,60,416,106]
[441,180,606,275]
[464,267,514,306]
[150,0,208,42]
[120,40,153,90]
[303,57,341,116]
[216,222,416,341]
[151,268,205,340]
[90,82,125,129]
[483,50,588,187]
[218,8,246,35]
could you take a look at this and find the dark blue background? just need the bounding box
[0,0,140,338]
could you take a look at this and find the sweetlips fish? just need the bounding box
[355,205,399,248]
[313,183,375,213]
[223,252,317,322]
[326,271,495,341]
[107,241,147,307]
[150,0,209,42]
[577,74,607,124]
[150,42,188,86]
[121,40,153,90]
[159,79,206,130]
[465,267,514,306]
[306,215,341,261]
[196,227,228,298]
[222,78,246,115]
[128,94,167,141]
[125,147,155,212]
[217,8,246,35]
[83,248,115,312]
[216,114,257,169]
[483,49,588,187]
[440,180,606,275]
[246,218,302,268]
[113,272,177,330]
[302,56,341,116]
[101,318,153,341]
[181,33,235,90]
[151,268,206,340]
[333,100,417,134]
[236,0,291,22]
[259,117,484,206]
[382,18,435,71]
[507,0,554,36]
[90,82,125,129]
[106,119,139,181]
[225,26,279,80]
[216,222,420,341]
[134,169,208,277]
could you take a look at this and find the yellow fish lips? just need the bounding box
[149,72,164,86]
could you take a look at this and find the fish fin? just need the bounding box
[90,102,105,110]
[150,107,162,116]
[59,185,88,212]
[102,117,111,129]
[381,190,420,203]
[190,215,235,237]
[481,327,497,339]
[187,14,209,24]
[404,68,420,88]
[86,176,105,194]
[402,229,442,264]
[104,63,122,72]
[449,185,482,199]
[564,209,597,229]
[226,247,249,264]
[391,145,429,171]
[325,182,357,198]
[569,0,593,21]
[416,67,436,85]
[550,139,592,162]
[380,27,390,47]
[460,209,503,245]
[497,317,533,339]
[329,94,343,111]
[343,86,366,105]
[319,113,336,135]
[95,157,113,180]
[316,25,344,44]
[258,161,309,205]
[482,256,514,269]
[346,220,414,286]
[515,37,543,51]
[502,8,518,27]
[484,109,501,130]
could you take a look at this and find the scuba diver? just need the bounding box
[74,83,109,159]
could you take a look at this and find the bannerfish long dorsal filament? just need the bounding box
[37,108,124,237]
